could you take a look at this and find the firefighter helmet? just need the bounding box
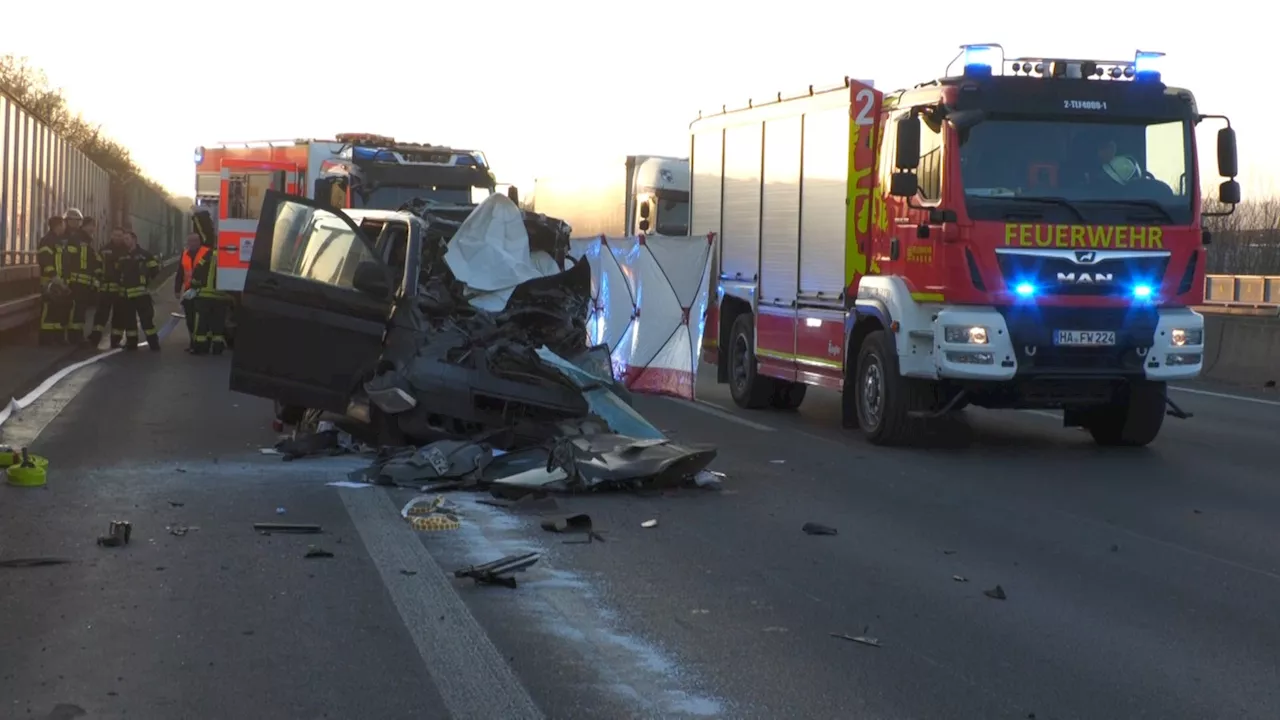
[64,208,84,221]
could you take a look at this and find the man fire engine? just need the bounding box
[692,45,1240,447]
[191,133,500,345]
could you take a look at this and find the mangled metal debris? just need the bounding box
[453,552,542,589]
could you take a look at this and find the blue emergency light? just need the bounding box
[1131,283,1154,300]
[961,44,1003,77]
[1014,282,1037,298]
[1134,51,1165,83]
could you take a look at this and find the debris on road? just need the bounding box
[540,513,593,533]
[402,494,463,532]
[640,519,659,529]
[983,585,1008,601]
[253,522,323,535]
[802,522,838,536]
[453,551,542,589]
[0,557,73,568]
[167,525,197,537]
[304,545,334,559]
[96,520,132,547]
[692,469,725,489]
[167,500,185,507]
[830,630,881,648]
[952,575,968,583]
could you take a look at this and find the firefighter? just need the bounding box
[36,215,72,345]
[88,227,125,348]
[115,230,161,351]
[185,237,227,355]
[61,208,100,346]
[174,233,205,349]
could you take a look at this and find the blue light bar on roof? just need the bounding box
[1134,50,1165,82]
[961,43,1004,77]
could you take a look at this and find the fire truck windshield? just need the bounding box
[957,117,1193,225]
[354,185,488,210]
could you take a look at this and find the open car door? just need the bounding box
[229,190,404,414]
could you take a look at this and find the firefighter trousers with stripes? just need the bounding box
[38,294,72,345]
[89,289,120,346]
[191,294,228,355]
[119,294,160,351]
[68,285,96,342]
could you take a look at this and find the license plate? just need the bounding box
[1054,330,1116,347]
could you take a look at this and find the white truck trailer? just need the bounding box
[532,155,689,238]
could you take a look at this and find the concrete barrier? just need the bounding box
[1201,311,1280,387]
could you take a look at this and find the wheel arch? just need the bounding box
[717,294,754,383]
[846,300,891,375]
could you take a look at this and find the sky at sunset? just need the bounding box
[6,1,1276,200]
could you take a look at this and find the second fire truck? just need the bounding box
[191,133,502,344]
[692,45,1240,447]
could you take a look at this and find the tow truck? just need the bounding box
[692,45,1240,447]
[192,133,506,345]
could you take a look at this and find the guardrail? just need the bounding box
[1203,274,1280,309]
[0,294,40,334]
[0,257,180,338]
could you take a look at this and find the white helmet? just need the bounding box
[64,208,84,221]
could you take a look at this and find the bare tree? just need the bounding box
[1203,197,1280,275]
[0,54,170,199]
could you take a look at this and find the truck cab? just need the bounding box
[632,156,691,237]
[694,45,1240,448]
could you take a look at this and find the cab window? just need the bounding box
[269,202,378,289]
[228,171,288,220]
[917,113,943,202]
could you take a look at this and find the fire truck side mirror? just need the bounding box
[895,115,921,171]
[1216,127,1238,178]
[1218,180,1241,205]
[507,185,520,206]
[639,200,651,220]
[639,219,651,233]
[890,172,919,198]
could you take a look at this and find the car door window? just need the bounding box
[268,201,378,290]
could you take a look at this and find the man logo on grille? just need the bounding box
[1074,251,1098,264]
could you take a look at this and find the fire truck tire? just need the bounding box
[1086,379,1167,447]
[728,313,776,409]
[854,330,932,446]
[769,381,808,410]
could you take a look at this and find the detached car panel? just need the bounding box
[229,190,407,414]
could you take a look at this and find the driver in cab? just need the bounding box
[1094,138,1142,187]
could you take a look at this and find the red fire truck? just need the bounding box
[192,134,499,344]
[692,45,1240,447]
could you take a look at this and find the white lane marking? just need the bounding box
[666,398,777,432]
[1170,385,1280,408]
[1021,410,1061,421]
[0,364,104,449]
[340,488,544,720]
[0,313,182,429]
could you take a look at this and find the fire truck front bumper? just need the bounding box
[929,305,1206,382]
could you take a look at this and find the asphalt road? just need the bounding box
[2,319,1279,719]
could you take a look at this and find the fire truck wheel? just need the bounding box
[769,381,807,411]
[728,313,776,409]
[1086,379,1167,447]
[855,330,931,445]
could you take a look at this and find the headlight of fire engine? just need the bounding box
[944,326,989,345]
[1170,328,1203,347]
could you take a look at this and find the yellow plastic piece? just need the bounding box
[409,514,461,532]
[7,462,48,487]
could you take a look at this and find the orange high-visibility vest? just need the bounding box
[181,246,211,292]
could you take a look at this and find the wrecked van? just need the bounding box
[229,189,609,448]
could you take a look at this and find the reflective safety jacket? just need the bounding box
[98,244,122,296]
[63,229,100,289]
[116,247,161,298]
[178,246,212,293]
[37,232,69,283]
[188,246,219,297]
